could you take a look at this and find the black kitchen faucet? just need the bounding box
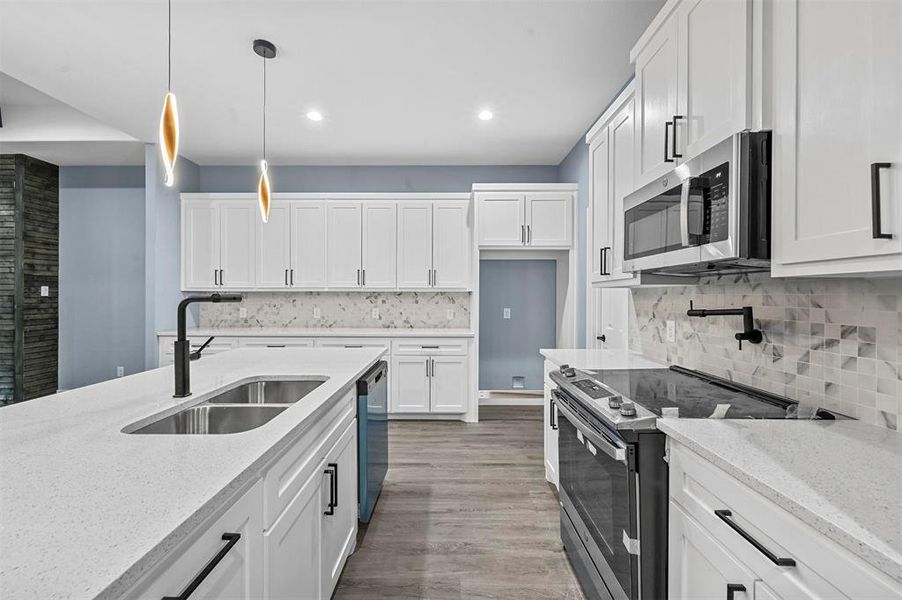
[174,293,242,397]
[686,300,763,350]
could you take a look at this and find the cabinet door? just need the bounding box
[264,468,322,600]
[361,202,397,288]
[543,383,558,489]
[430,355,468,413]
[321,422,358,597]
[182,199,220,290]
[256,202,291,288]
[773,0,902,270]
[477,194,525,246]
[135,483,263,599]
[432,201,470,289]
[220,201,257,288]
[669,502,756,600]
[635,17,680,187]
[291,201,327,288]
[326,202,363,288]
[590,131,611,283]
[390,355,430,413]
[525,192,572,247]
[608,97,638,280]
[678,0,750,159]
[397,202,433,288]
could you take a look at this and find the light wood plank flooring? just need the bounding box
[333,406,585,600]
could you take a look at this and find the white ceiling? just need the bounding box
[0,0,663,166]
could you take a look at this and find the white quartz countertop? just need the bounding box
[657,418,902,584]
[0,347,384,600]
[157,327,474,338]
[540,348,666,370]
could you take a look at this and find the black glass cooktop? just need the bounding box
[587,367,805,419]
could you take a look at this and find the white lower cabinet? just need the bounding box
[429,355,468,413]
[390,342,469,414]
[391,355,432,413]
[320,421,358,594]
[542,361,558,489]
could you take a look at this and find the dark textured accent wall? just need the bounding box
[0,155,59,404]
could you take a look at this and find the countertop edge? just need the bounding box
[156,328,475,338]
[656,419,902,585]
[95,351,385,600]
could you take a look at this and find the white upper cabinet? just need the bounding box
[219,202,257,288]
[397,202,433,288]
[634,16,680,187]
[432,201,471,289]
[476,187,573,249]
[477,193,525,246]
[590,132,610,284]
[772,0,902,276]
[326,201,363,288]
[677,0,750,159]
[525,192,572,247]
[290,201,326,288]
[361,202,398,289]
[608,97,636,280]
[183,199,220,290]
[256,203,291,288]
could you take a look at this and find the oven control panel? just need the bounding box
[571,378,618,400]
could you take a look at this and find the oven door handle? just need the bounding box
[680,179,692,247]
[554,396,627,464]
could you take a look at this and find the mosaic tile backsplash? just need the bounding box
[199,292,471,329]
[629,275,902,429]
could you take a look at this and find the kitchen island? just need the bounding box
[0,347,384,599]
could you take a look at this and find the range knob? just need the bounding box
[619,402,637,417]
[608,396,622,409]
[560,364,577,378]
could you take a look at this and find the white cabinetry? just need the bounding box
[391,355,431,412]
[772,0,902,276]
[326,200,400,289]
[475,187,573,249]
[361,202,397,289]
[256,203,292,288]
[320,421,358,593]
[542,360,558,489]
[290,202,327,288]
[397,200,471,290]
[390,339,470,414]
[326,202,364,288]
[182,198,256,290]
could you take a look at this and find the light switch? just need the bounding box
[503,308,511,319]
[313,307,322,319]
[446,309,455,320]
[40,286,49,297]
[239,307,248,319]
[371,308,380,319]
[116,366,125,378]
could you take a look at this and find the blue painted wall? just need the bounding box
[557,139,590,348]
[58,167,145,389]
[478,260,557,390]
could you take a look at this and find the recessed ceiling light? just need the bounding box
[478,109,494,121]
[306,110,324,122]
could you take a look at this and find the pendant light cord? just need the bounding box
[167,0,171,91]
[262,54,267,161]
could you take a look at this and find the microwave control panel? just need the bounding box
[703,161,730,243]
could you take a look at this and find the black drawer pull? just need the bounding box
[672,115,684,158]
[871,162,893,239]
[726,583,746,600]
[715,509,796,566]
[161,532,241,600]
[664,120,675,163]
[324,462,338,515]
[549,396,558,430]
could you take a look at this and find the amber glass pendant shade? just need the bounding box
[159,92,179,187]
[258,159,272,223]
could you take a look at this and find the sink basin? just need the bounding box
[130,405,287,435]
[205,379,326,405]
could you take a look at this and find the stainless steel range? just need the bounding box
[550,364,839,600]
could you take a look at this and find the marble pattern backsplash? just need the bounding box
[199,292,471,329]
[629,275,902,430]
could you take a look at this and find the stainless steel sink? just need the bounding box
[130,405,288,435]
[205,379,326,404]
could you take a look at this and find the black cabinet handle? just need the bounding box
[290,269,294,286]
[324,463,338,515]
[715,510,796,566]
[597,335,606,343]
[600,246,611,276]
[664,121,674,163]
[161,532,241,600]
[213,269,218,286]
[672,115,684,158]
[871,162,893,239]
[219,269,224,286]
[726,583,746,600]
[284,269,288,286]
[549,396,558,430]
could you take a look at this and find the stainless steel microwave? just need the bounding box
[622,131,771,276]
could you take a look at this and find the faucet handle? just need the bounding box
[190,336,216,361]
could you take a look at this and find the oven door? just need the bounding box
[556,392,638,600]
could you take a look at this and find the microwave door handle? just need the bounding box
[680,179,691,247]
[555,397,627,464]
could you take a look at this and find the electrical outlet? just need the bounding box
[666,320,676,342]
[503,307,511,319]
[40,286,49,297]
[446,309,455,320]
[313,306,321,319]
[239,307,248,319]
[371,308,380,319]
[116,366,125,378]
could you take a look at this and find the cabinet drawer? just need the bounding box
[315,337,391,352]
[263,389,355,528]
[127,482,263,599]
[237,337,315,348]
[669,442,901,599]
[392,338,468,356]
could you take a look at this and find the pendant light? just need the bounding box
[159,0,179,187]
[253,39,276,223]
